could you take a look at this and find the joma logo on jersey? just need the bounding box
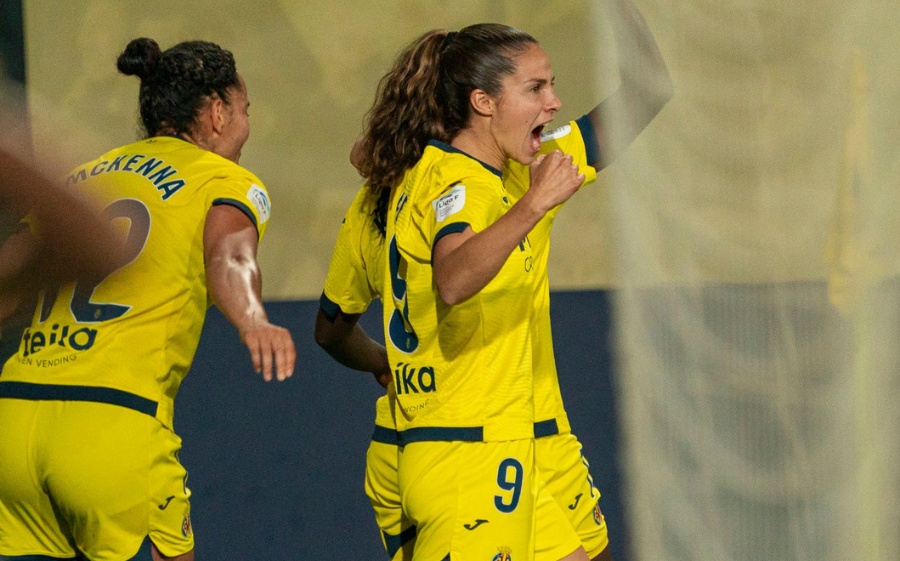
[19,325,98,357]
[393,362,436,395]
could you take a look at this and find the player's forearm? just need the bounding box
[609,0,672,83]
[434,200,543,306]
[0,149,123,281]
[206,252,268,333]
[331,328,389,376]
[316,316,389,376]
[589,0,674,169]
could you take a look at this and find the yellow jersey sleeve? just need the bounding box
[205,171,272,242]
[321,185,385,319]
[426,177,503,254]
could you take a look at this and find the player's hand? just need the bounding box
[525,150,585,214]
[239,321,296,382]
[372,369,392,389]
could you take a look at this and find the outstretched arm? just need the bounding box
[204,204,295,382]
[588,0,674,170]
[314,307,391,388]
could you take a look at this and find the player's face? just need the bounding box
[218,74,251,164]
[492,44,561,166]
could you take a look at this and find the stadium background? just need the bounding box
[2,0,899,560]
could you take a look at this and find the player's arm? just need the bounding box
[434,152,583,305]
[587,0,674,170]
[203,204,295,382]
[314,307,391,388]
[0,148,123,321]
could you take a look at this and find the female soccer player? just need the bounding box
[317,2,673,559]
[0,38,295,561]
[359,24,585,561]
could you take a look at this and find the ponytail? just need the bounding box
[356,30,450,197]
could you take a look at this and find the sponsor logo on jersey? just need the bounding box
[593,502,604,526]
[492,546,512,561]
[432,185,465,222]
[16,325,98,365]
[540,124,572,142]
[463,519,489,530]
[393,362,436,395]
[246,184,271,224]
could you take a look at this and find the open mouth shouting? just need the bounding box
[531,124,546,153]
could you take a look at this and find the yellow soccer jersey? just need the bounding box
[503,116,599,435]
[320,183,386,318]
[319,183,399,434]
[385,141,535,443]
[0,136,271,429]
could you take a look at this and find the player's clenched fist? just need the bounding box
[525,150,585,216]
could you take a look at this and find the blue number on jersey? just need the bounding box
[387,235,418,353]
[39,198,151,324]
[494,458,524,513]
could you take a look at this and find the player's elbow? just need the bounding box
[435,278,468,307]
[313,308,341,350]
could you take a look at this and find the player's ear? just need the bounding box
[470,88,495,117]
[208,95,226,135]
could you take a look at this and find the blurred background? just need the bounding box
[2,0,899,559]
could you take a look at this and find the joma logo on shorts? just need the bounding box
[393,362,436,395]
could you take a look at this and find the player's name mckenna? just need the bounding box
[66,154,185,201]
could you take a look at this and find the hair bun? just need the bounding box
[116,38,161,80]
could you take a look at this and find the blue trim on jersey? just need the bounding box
[431,222,471,265]
[397,426,484,444]
[534,418,560,438]
[211,198,260,237]
[372,424,400,445]
[319,292,341,321]
[427,140,503,179]
[383,526,417,558]
[575,114,601,166]
[0,381,159,417]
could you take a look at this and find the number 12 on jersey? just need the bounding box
[39,198,150,324]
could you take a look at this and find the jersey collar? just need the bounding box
[427,140,503,179]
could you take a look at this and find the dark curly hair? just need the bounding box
[356,24,537,200]
[117,38,239,138]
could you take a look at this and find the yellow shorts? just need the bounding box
[535,433,609,559]
[0,398,193,560]
[366,430,415,561]
[397,439,582,561]
[367,423,591,560]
